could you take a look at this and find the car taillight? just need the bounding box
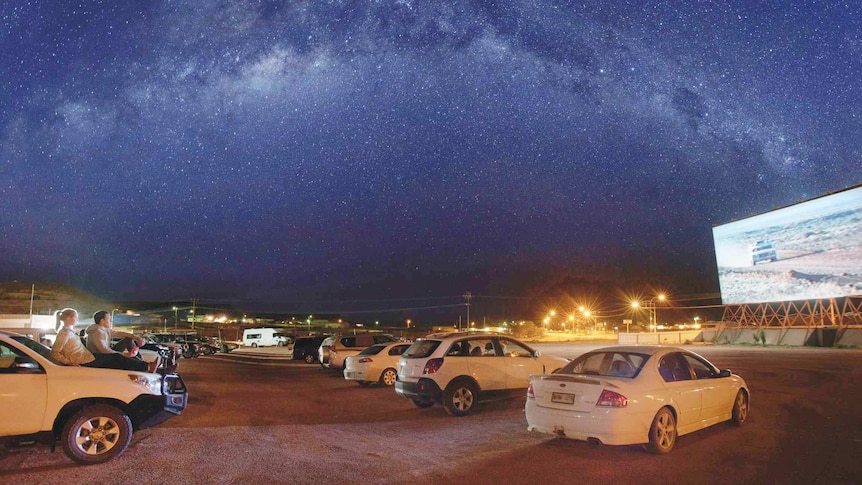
[596,389,628,407]
[358,357,373,363]
[526,383,535,399]
[423,357,444,374]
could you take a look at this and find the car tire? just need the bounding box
[379,368,397,386]
[251,343,258,348]
[644,407,677,454]
[61,404,133,465]
[731,390,749,426]
[411,398,435,409]
[277,341,285,347]
[444,379,479,417]
[304,354,315,364]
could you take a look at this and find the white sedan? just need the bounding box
[344,342,411,386]
[525,346,749,453]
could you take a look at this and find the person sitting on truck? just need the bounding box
[86,310,159,372]
[52,308,159,372]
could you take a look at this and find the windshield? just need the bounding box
[559,351,649,378]
[11,335,53,359]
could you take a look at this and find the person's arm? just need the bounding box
[109,329,143,346]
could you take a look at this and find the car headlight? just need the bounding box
[128,374,162,394]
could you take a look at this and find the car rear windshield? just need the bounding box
[559,351,649,378]
[359,344,386,356]
[402,340,441,358]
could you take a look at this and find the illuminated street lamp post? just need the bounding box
[646,294,666,332]
[172,306,178,328]
[630,301,639,333]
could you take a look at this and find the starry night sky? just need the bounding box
[1,2,860,316]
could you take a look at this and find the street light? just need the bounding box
[111,308,119,326]
[172,306,178,328]
[630,301,639,334]
[644,294,666,333]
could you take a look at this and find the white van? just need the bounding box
[242,328,288,348]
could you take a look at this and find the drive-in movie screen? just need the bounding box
[713,185,862,305]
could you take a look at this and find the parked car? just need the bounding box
[0,331,188,464]
[395,332,568,416]
[525,346,749,454]
[319,333,399,371]
[344,342,411,386]
[112,337,178,373]
[750,240,778,265]
[291,335,327,364]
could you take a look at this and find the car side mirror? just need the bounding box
[533,350,541,358]
[718,369,732,378]
[13,357,43,373]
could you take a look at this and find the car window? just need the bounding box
[498,338,533,357]
[0,342,41,373]
[561,351,648,377]
[446,341,468,356]
[340,337,357,347]
[658,354,693,382]
[682,354,715,379]
[465,338,494,357]
[373,334,397,344]
[358,345,385,356]
[388,344,409,356]
[10,335,52,359]
[403,340,441,358]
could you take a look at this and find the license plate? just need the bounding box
[551,392,575,405]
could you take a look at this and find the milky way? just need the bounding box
[1,1,859,315]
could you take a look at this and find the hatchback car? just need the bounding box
[344,342,411,386]
[525,346,749,453]
[395,332,568,416]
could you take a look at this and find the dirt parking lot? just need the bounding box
[2,343,861,484]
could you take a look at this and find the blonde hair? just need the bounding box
[57,308,78,330]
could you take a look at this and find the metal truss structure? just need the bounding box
[720,296,862,328]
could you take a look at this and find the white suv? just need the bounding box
[0,331,188,464]
[395,332,568,416]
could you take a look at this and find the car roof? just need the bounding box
[420,331,507,340]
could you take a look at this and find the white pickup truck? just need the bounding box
[0,331,188,464]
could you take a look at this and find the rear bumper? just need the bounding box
[525,398,649,446]
[395,378,442,403]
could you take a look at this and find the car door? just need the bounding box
[0,342,48,435]
[681,353,734,425]
[463,338,506,390]
[497,338,544,389]
[657,352,702,431]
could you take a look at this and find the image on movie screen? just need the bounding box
[712,186,862,305]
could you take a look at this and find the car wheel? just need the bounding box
[304,354,315,364]
[61,404,133,464]
[277,341,285,347]
[644,407,677,454]
[379,368,397,386]
[731,390,749,426]
[444,379,479,417]
[251,343,258,348]
[411,399,435,409]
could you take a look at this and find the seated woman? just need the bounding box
[51,308,158,373]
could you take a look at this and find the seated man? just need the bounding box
[86,310,159,373]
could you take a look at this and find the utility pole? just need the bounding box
[464,292,472,331]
